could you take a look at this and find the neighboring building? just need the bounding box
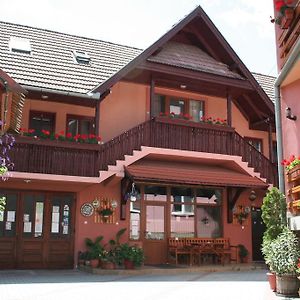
[272,0,300,230]
[0,6,277,269]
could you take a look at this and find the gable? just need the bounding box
[147,42,244,80]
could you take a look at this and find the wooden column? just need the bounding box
[95,100,100,136]
[150,77,155,118]
[227,92,232,127]
[268,119,274,163]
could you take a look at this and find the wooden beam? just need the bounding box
[227,92,232,127]
[268,120,274,163]
[150,77,155,118]
[95,100,100,136]
[227,187,244,223]
[243,94,268,119]
[138,61,254,91]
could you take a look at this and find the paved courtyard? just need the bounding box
[0,269,297,300]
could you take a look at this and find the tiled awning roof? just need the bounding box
[125,159,268,188]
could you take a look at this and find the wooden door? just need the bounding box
[143,203,167,265]
[0,191,75,269]
[251,207,265,261]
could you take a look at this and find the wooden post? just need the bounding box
[227,92,232,127]
[150,77,155,118]
[95,100,100,136]
[268,119,274,163]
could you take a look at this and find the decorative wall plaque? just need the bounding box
[80,203,94,217]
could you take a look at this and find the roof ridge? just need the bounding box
[0,20,143,51]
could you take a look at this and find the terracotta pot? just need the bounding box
[101,261,115,270]
[267,272,276,292]
[90,259,99,268]
[276,274,300,297]
[124,260,135,269]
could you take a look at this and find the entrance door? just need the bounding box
[0,191,75,269]
[143,203,167,265]
[251,207,265,261]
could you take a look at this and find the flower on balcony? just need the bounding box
[159,112,192,120]
[281,154,300,171]
[271,0,295,28]
[19,129,101,145]
[200,116,227,126]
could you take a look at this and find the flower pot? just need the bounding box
[276,274,300,297]
[101,261,115,270]
[90,258,99,268]
[267,272,276,292]
[124,259,135,270]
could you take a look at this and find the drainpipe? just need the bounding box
[274,38,300,193]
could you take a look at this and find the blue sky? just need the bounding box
[1,0,277,75]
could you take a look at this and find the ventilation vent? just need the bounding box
[9,37,31,54]
[73,50,91,65]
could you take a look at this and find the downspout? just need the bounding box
[274,38,300,193]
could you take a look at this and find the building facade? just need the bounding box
[272,0,300,230]
[0,6,277,269]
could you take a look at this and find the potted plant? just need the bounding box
[266,229,300,297]
[261,187,287,292]
[237,244,248,263]
[85,235,104,268]
[119,243,145,269]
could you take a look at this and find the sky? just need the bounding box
[0,0,277,76]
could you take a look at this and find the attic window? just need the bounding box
[9,37,31,54]
[73,50,91,64]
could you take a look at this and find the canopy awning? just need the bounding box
[125,159,268,188]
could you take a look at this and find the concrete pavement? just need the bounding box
[0,268,298,300]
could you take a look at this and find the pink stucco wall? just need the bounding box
[281,79,300,159]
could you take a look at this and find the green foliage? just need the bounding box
[0,196,6,212]
[237,244,248,259]
[261,187,287,243]
[85,235,104,259]
[118,243,145,267]
[265,229,300,276]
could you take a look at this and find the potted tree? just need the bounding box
[237,244,248,263]
[266,229,300,297]
[119,243,145,269]
[261,187,287,292]
[85,235,104,268]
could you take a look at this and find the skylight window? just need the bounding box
[9,37,31,54]
[73,50,91,65]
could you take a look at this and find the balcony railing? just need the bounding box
[10,118,278,185]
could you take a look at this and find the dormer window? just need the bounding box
[73,50,91,65]
[9,37,31,54]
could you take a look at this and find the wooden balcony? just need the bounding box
[278,2,300,68]
[9,118,278,185]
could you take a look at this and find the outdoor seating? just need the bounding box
[168,237,237,266]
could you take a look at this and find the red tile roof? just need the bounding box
[126,159,268,188]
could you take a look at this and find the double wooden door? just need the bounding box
[0,191,75,269]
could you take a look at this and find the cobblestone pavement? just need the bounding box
[0,269,297,300]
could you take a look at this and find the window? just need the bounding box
[67,115,95,136]
[72,50,91,64]
[171,187,194,216]
[245,137,263,153]
[9,37,31,54]
[29,111,55,135]
[152,94,204,122]
[196,188,222,238]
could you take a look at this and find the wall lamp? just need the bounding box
[286,107,297,121]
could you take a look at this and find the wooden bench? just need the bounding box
[168,238,193,265]
[168,237,238,266]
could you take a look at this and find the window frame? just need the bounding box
[153,94,205,121]
[66,114,95,136]
[29,110,56,133]
[244,137,264,153]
